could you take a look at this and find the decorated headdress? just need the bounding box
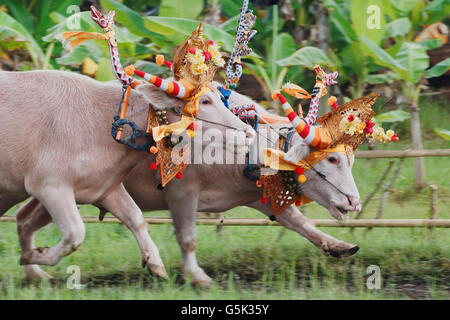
[125,24,226,117]
[318,95,376,150]
[272,67,397,153]
[172,24,225,95]
[260,66,398,215]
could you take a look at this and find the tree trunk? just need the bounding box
[410,95,426,189]
[203,0,221,27]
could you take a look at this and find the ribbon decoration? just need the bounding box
[183,86,212,118]
[152,116,194,142]
[263,144,350,171]
[62,31,107,47]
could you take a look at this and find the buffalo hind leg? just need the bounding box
[98,183,167,279]
[20,187,85,266]
[166,190,212,288]
[250,201,359,258]
[16,198,54,279]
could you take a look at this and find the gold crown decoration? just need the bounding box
[172,24,225,96]
[319,93,399,150]
[124,23,226,114]
[317,94,378,151]
[261,91,400,216]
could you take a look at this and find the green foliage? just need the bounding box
[426,58,450,78]
[434,128,450,141]
[374,110,411,124]
[395,42,429,83]
[324,0,448,107]
[350,0,386,45]
[100,0,163,39]
[0,10,45,68]
[146,16,236,51]
[384,17,412,38]
[96,57,116,82]
[366,72,397,84]
[360,35,407,77]
[2,1,35,35]
[277,46,334,69]
[159,0,204,19]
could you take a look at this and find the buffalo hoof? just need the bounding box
[192,278,213,289]
[191,274,213,289]
[148,263,169,280]
[184,269,213,289]
[329,245,360,258]
[23,265,54,280]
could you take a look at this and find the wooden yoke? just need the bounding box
[115,85,131,140]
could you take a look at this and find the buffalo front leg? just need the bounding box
[166,190,212,288]
[98,184,167,279]
[16,198,54,279]
[249,201,359,258]
[20,187,85,266]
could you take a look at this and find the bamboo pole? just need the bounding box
[216,212,224,236]
[115,85,131,140]
[429,184,438,220]
[1,216,449,227]
[429,184,439,232]
[355,149,450,159]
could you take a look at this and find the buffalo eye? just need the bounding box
[327,156,338,164]
[200,97,212,105]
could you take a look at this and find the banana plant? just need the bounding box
[0,0,85,69]
[435,129,450,141]
[41,0,235,81]
[0,10,46,69]
[245,5,297,101]
[322,0,449,99]
[360,33,450,190]
[236,4,334,103]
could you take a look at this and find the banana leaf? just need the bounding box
[0,11,44,68]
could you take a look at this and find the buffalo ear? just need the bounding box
[136,84,185,110]
[284,143,310,163]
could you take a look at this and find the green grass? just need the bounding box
[0,98,449,300]
[0,211,449,299]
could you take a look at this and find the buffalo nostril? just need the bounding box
[347,196,361,211]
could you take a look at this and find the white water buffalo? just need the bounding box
[11,85,361,287]
[0,70,255,279]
